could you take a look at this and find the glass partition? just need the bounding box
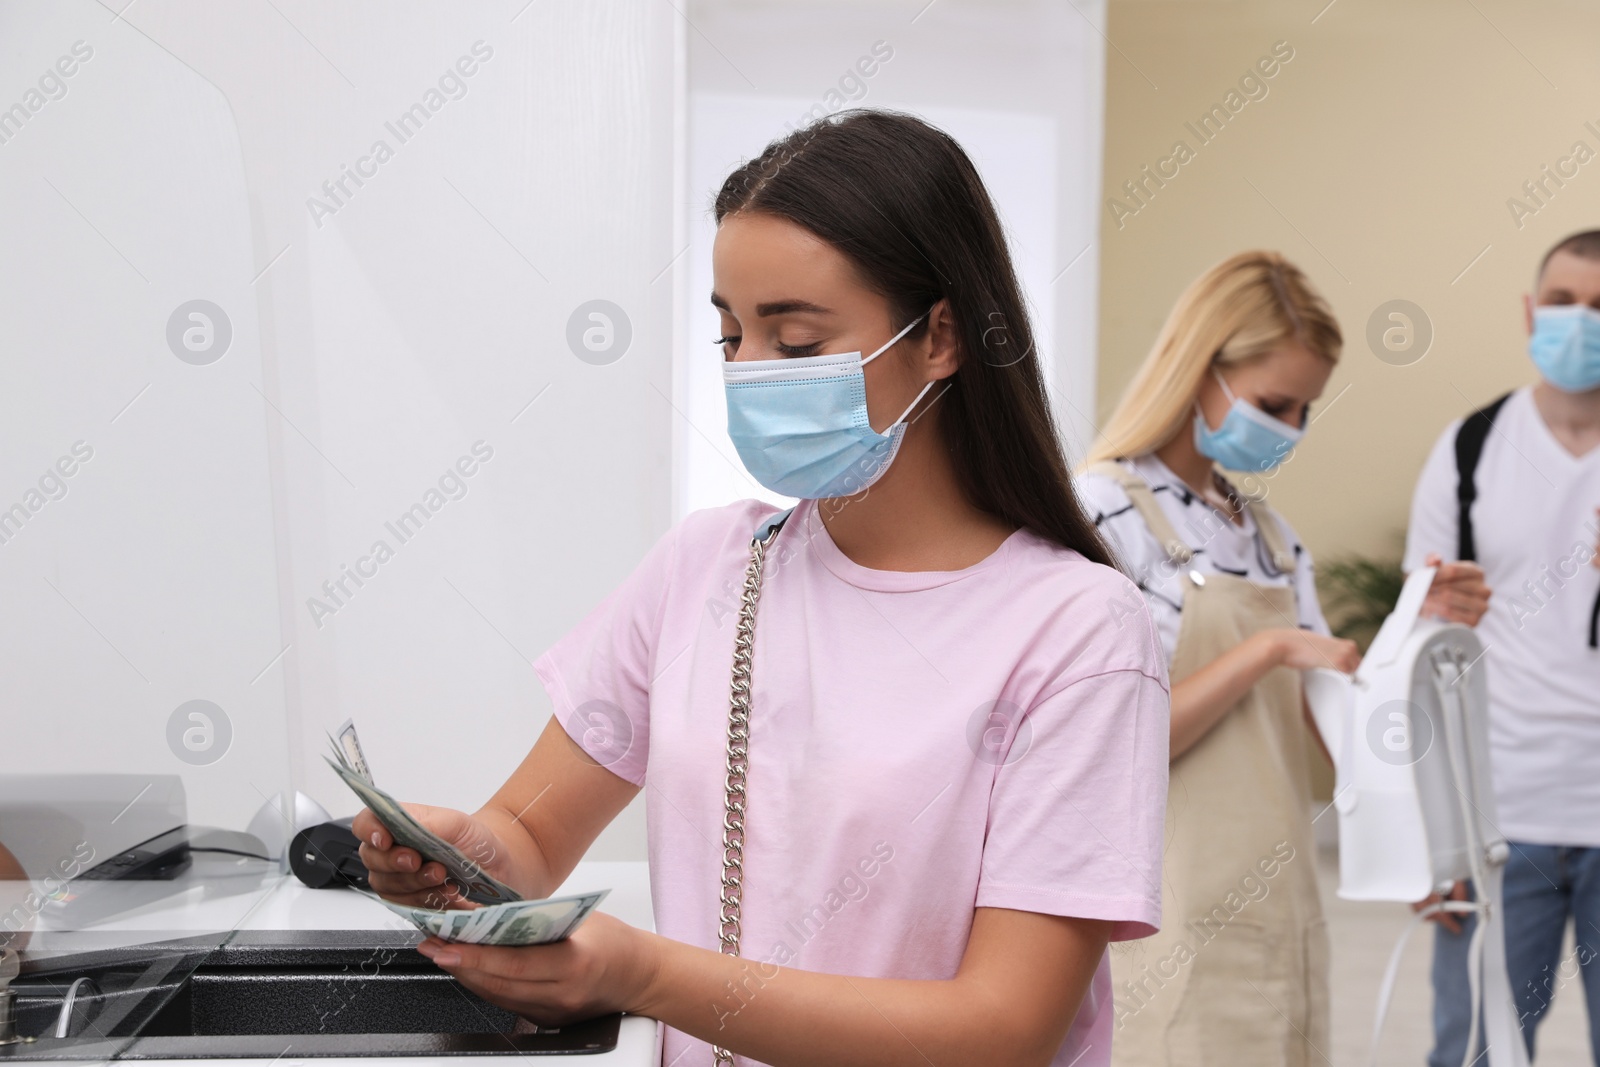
[0,0,676,1056]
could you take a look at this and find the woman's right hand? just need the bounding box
[1260,628,1361,674]
[353,804,514,909]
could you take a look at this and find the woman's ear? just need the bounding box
[926,299,962,379]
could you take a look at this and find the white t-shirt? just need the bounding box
[1076,454,1331,664]
[1404,386,1600,847]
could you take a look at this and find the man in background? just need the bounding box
[1406,229,1600,1064]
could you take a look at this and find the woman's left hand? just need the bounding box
[1420,552,1491,626]
[415,912,660,1027]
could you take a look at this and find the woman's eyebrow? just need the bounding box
[755,299,833,317]
[708,291,833,317]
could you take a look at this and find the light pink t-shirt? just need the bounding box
[534,499,1170,1066]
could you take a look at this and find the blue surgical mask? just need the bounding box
[1529,305,1600,393]
[1193,369,1304,472]
[723,312,941,499]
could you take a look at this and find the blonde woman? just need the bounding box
[1080,251,1488,1064]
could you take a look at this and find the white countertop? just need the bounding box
[15,859,659,1066]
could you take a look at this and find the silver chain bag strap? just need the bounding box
[713,512,788,1067]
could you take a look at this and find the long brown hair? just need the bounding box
[714,109,1114,568]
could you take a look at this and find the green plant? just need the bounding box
[1317,551,1406,652]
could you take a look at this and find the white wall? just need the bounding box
[1,1,681,861]
[677,0,1107,519]
[2,0,1104,869]
[0,1,288,834]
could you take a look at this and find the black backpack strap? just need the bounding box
[1452,391,1513,562]
[1589,589,1600,650]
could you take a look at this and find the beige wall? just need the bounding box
[1097,0,1600,566]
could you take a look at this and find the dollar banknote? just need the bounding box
[324,719,524,906]
[333,718,372,780]
[378,889,610,946]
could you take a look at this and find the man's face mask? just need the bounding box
[1528,304,1600,393]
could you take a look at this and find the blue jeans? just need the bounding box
[1429,843,1600,1065]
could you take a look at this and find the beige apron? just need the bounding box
[1095,462,1329,1067]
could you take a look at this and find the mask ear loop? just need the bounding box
[887,378,942,430]
[1193,366,1237,432]
[859,309,939,433]
[859,311,930,366]
[906,381,954,425]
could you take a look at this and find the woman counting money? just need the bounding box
[1077,251,1489,1065]
[356,110,1171,1066]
